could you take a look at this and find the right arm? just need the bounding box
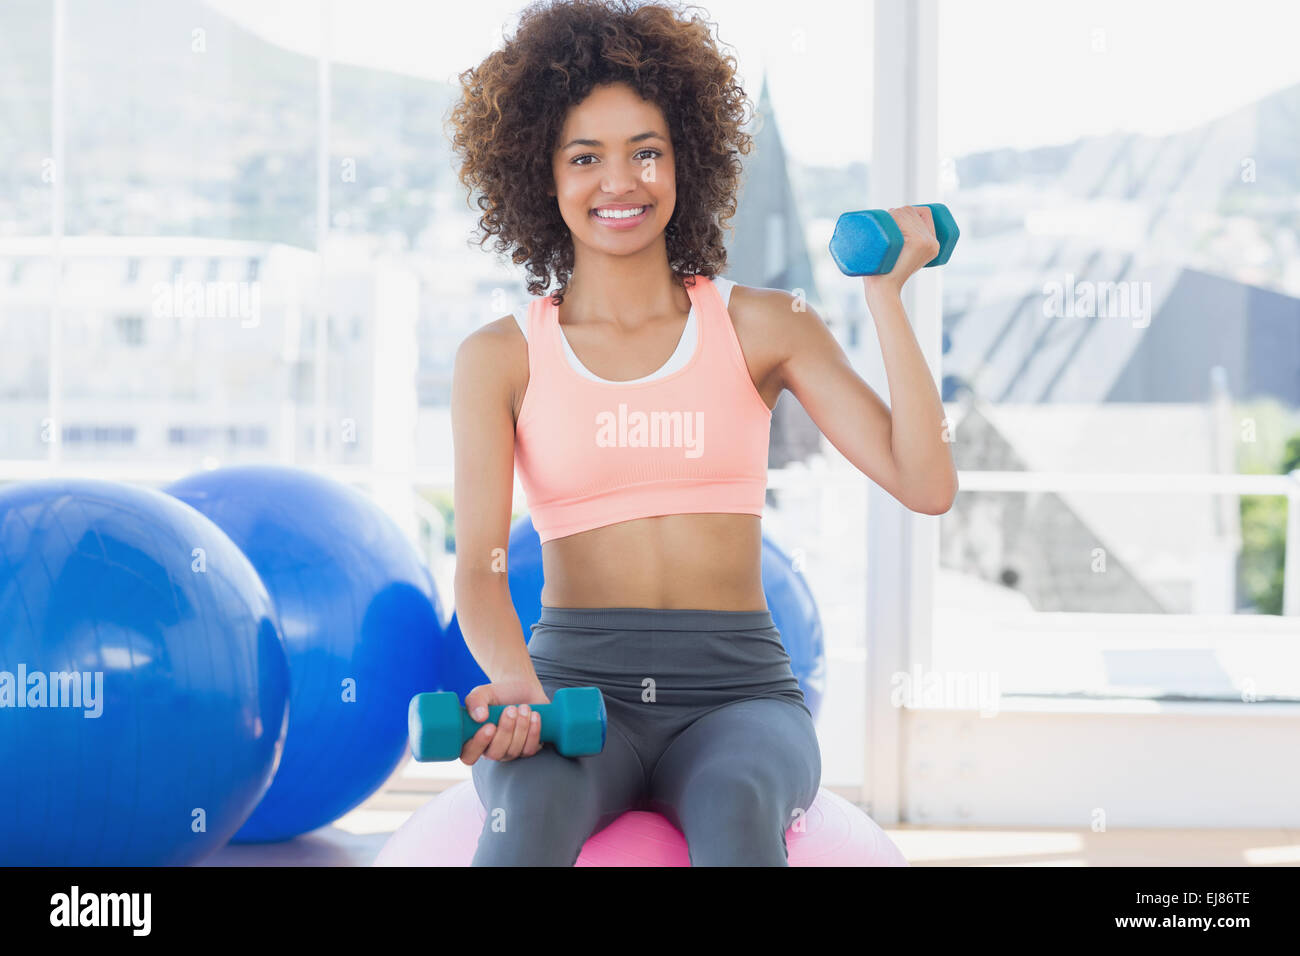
[450,322,548,763]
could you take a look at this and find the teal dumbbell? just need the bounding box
[407,686,607,761]
[829,202,960,277]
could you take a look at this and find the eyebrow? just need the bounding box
[560,131,666,150]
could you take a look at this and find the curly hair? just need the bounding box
[446,0,755,303]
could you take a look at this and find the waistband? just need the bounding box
[536,605,774,632]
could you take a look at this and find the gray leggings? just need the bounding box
[470,605,822,866]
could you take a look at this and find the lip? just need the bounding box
[590,203,651,230]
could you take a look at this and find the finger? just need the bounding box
[464,685,492,723]
[522,706,543,756]
[459,721,496,765]
[915,205,936,238]
[508,703,534,757]
[485,705,519,761]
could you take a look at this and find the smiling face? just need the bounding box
[550,82,677,257]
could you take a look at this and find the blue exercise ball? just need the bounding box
[0,479,290,865]
[166,465,443,843]
[442,516,825,719]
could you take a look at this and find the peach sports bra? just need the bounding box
[513,274,773,543]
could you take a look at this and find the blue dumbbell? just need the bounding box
[407,686,607,761]
[829,202,960,277]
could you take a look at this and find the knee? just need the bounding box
[689,765,785,826]
[673,765,797,865]
[471,758,598,866]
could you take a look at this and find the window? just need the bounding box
[114,315,144,346]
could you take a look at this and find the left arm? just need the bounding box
[766,207,958,514]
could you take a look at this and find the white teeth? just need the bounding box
[594,206,646,219]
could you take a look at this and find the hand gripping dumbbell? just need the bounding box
[406,686,608,761]
[829,202,960,277]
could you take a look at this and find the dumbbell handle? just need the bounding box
[460,702,553,746]
[408,687,606,760]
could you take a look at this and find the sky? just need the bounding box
[203,0,1300,166]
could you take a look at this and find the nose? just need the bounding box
[599,169,638,196]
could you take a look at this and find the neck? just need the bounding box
[565,241,689,329]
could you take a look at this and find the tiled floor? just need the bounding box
[199,775,1300,867]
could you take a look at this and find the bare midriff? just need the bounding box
[537,512,768,611]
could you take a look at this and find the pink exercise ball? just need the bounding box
[373,780,908,866]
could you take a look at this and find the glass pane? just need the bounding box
[0,0,51,239]
[936,0,1300,698]
[0,1,53,461]
[63,0,316,242]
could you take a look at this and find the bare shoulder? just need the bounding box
[726,283,828,392]
[453,315,529,421]
[455,313,524,366]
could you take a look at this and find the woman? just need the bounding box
[447,0,957,866]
